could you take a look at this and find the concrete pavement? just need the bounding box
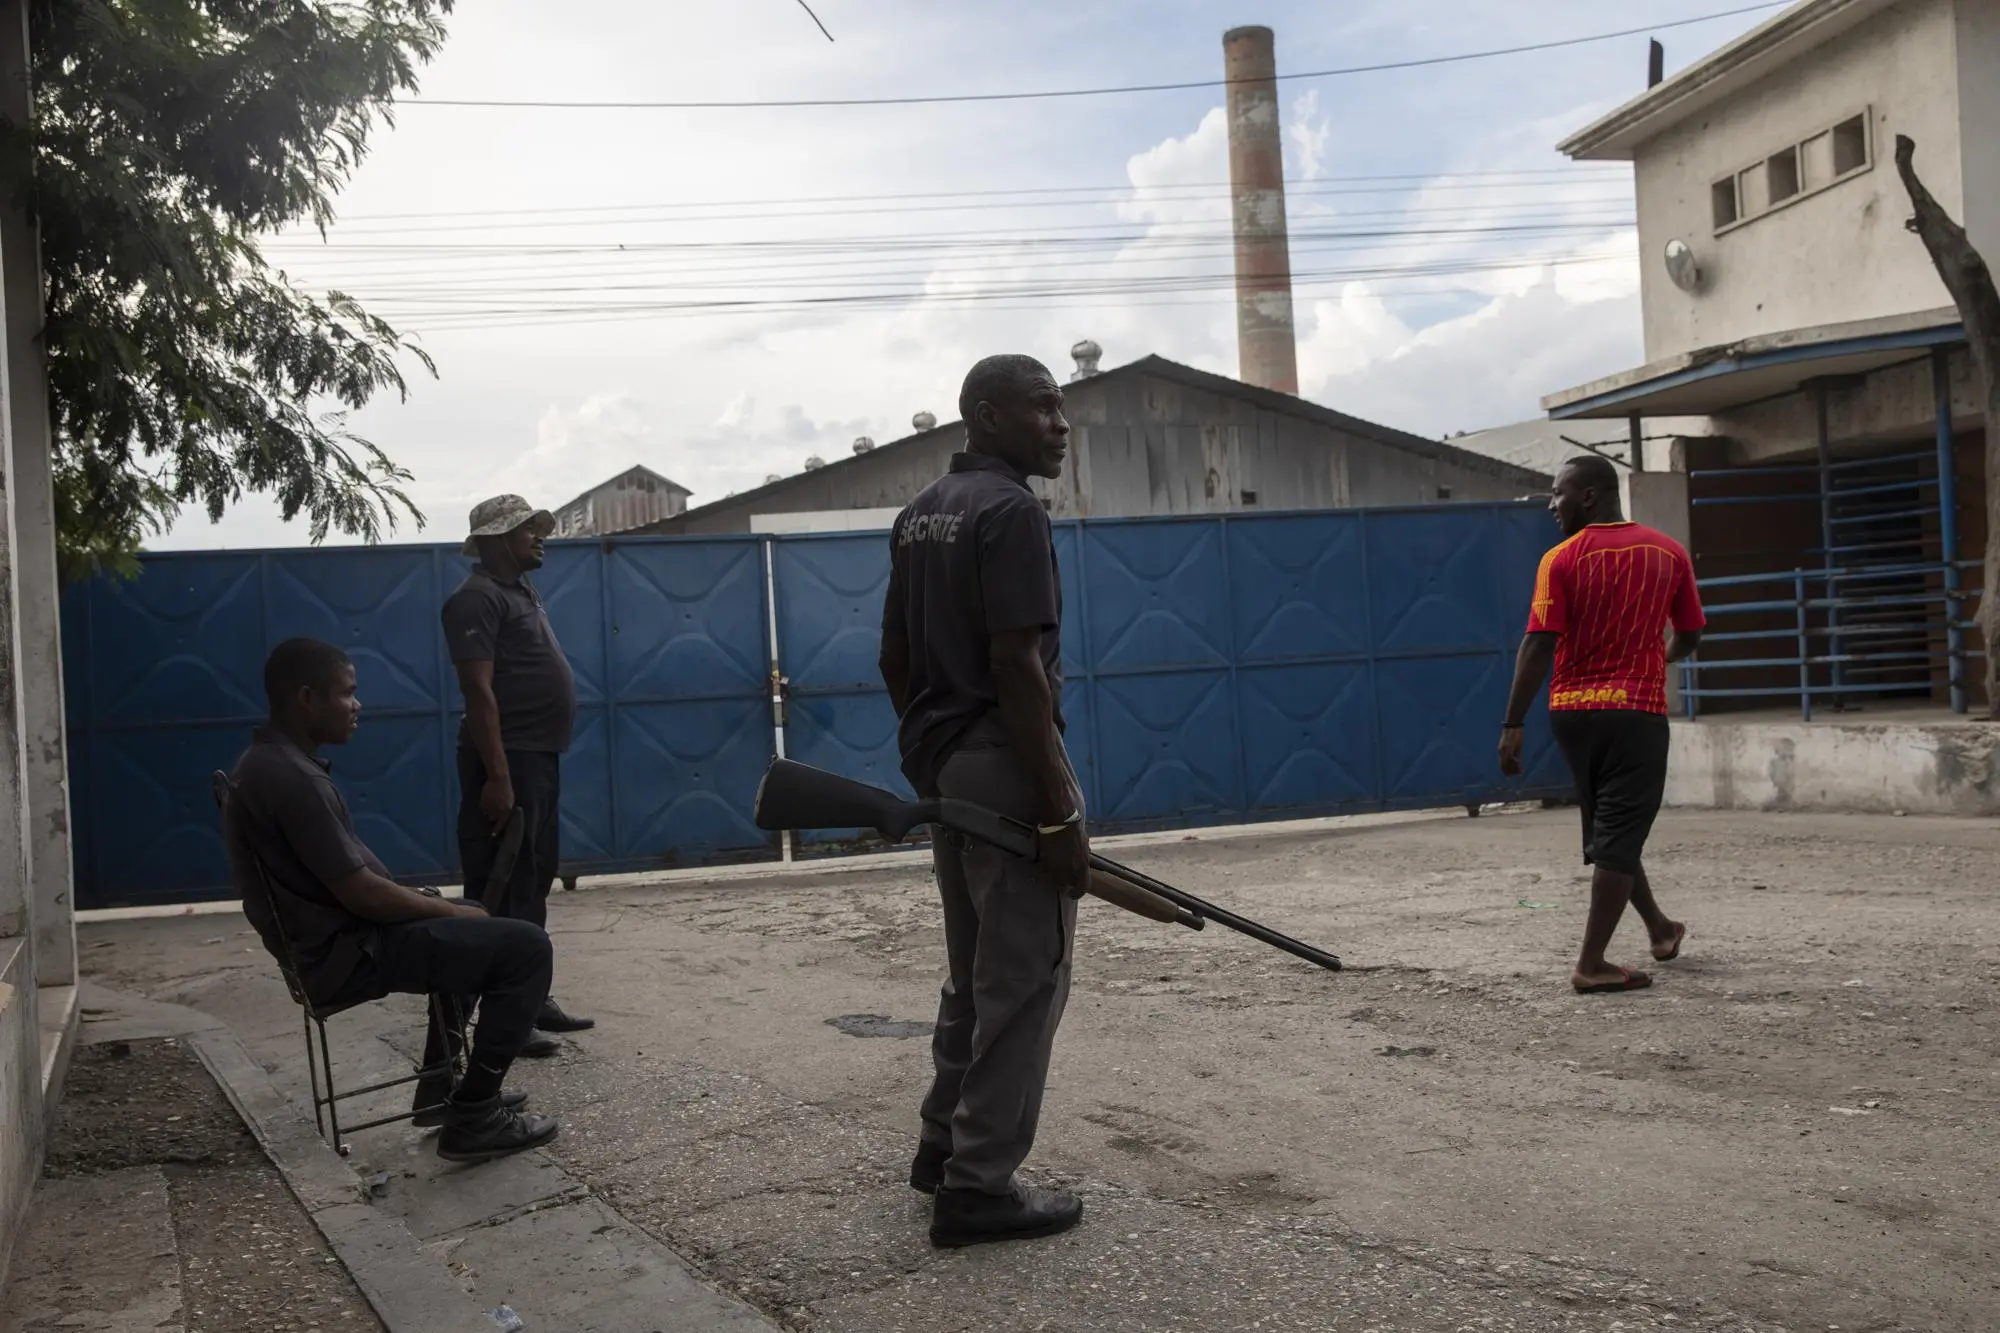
[73,804,2000,1331]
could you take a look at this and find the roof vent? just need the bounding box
[764,473,782,484]
[912,410,938,432]
[1070,338,1102,381]
[802,455,825,471]
[851,436,875,455]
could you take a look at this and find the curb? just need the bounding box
[185,1025,501,1333]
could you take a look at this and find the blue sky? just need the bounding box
[161,0,1784,550]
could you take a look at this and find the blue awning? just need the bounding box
[1543,315,1966,421]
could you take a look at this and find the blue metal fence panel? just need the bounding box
[771,532,907,845]
[64,537,778,908]
[589,538,773,869]
[64,502,1570,908]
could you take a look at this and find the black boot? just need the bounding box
[517,1034,562,1059]
[929,1182,1082,1248]
[435,1096,559,1163]
[910,1139,950,1194]
[535,998,595,1033]
[412,1078,527,1129]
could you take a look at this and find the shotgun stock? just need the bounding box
[756,759,1345,973]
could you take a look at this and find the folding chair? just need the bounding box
[211,771,467,1156]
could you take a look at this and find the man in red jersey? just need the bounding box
[1499,455,1705,994]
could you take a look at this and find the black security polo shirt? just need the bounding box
[226,728,389,1003]
[884,451,1063,792]
[442,565,578,753]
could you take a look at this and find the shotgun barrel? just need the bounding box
[753,759,1350,956]
[1088,853,1341,972]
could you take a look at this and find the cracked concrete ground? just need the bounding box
[78,806,2000,1331]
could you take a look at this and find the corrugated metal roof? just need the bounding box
[627,354,1550,535]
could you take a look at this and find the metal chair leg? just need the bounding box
[315,1017,350,1156]
[303,1008,326,1138]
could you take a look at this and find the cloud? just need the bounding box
[139,0,1780,554]
[1287,90,1330,182]
[1298,266,1642,437]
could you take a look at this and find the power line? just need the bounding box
[382,267,1638,333]
[266,218,1636,258]
[276,210,1638,287]
[320,168,1630,223]
[287,186,1636,239]
[401,3,1785,109]
[358,249,1636,317]
[792,0,833,42]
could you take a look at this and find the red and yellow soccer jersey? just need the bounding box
[1525,522,1705,714]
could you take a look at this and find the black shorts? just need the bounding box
[1549,709,1670,875]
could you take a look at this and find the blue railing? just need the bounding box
[1678,560,1981,720]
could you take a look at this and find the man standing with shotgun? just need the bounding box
[878,353,1089,1248]
[445,495,594,1058]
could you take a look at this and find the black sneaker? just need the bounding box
[412,1082,527,1129]
[435,1097,559,1163]
[910,1139,950,1194]
[535,999,595,1033]
[929,1182,1082,1248]
[517,1034,562,1059]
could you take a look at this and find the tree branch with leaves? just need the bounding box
[1,0,455,581]
[1895,134,2000,717]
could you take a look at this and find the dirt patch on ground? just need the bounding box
[29,1038,385,1333]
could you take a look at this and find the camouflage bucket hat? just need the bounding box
[462,494,555,557]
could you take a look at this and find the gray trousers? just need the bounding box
[918,732,1080,1195]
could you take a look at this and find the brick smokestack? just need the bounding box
[1223,25,1298,395]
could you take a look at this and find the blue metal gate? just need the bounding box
[63,502,1568,909]
[764,505,1568,835]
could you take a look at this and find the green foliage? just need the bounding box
[5,0,454,582]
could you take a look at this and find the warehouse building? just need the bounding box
[634,349,1550,537]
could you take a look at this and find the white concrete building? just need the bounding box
[1543,0,1992,719]
[1561,0,1997,367]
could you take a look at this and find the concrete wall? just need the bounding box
[1714,344,1984,464]
[1632,0,1970,360]
[1955,0,2000,264]
[0,0,76,1282]
[1668,717,1999,815]
[0,940,38,1289]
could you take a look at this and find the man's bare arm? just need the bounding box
[455,660,507,778]
[990,627,1089,894]
[327,866,482,925]
[454,660,515,830]
[1667,628,1704,663]
[1503,633,1559,726]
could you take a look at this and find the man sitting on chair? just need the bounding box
[225,637,561,1163]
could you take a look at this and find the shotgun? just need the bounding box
[753,759,1342,972]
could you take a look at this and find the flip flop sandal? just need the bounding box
[1654,925,1687,962]
[1573,967,1653,994]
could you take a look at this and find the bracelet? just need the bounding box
[1037,810,1082,835]
[1501,721,1525,731]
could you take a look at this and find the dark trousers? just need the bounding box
[328,915,553,1069]
[458,748,562,928]
[918,732,1078,1195]
[1550,709,1671,875]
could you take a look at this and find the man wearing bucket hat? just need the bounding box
[443,495,594,1054]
